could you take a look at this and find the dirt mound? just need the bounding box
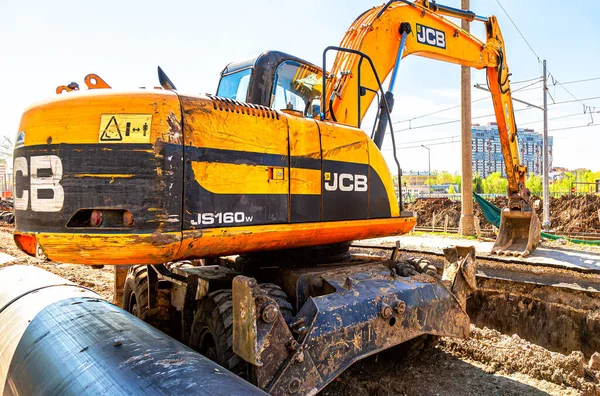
[406,197,507,230]
[407,194,600,233]
[406,198,461,228]
[548,194,600,232]
[442,326,600,395]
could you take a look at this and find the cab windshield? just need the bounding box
[271,61,322,116]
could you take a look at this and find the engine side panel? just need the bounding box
[180,95,290,229]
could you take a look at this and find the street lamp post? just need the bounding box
[422,145,431,196]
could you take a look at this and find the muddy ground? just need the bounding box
[407,194,600,234]
[1,225,599,395]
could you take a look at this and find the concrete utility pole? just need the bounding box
[422,145,431,195]
[460,0,474,236]
[542,60,551,231]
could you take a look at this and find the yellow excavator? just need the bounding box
[11,0,538,393]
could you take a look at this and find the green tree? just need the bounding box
[448,184,456,194]
[526,173,543,196]
[435,170,454,185]
[550,172,574,194]
[482,172,508,194]
[472,173,483,194]
[452,173,462,191]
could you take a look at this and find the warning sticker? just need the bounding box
[98,114,152,143]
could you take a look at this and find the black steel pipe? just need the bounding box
[0,265,265,396]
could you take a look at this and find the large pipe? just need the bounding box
[0,265,265,396]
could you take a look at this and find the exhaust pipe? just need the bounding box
[0,265,265,396]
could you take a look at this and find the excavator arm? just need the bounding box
[325,0,539,256]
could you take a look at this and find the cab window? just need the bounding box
[217,68,252,101]
[271,61,322,116]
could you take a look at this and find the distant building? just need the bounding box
[403,184,430,197]
[402,171,431,186]
[431,184,459,194]
[0,159,12,198]
[471,123,553,178]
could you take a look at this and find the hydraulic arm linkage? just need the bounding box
[324,0,540,256]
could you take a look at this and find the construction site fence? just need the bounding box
[403,191,596,203]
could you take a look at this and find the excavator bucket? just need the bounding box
[491,209,541,257]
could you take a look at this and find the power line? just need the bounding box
[391,96,490,125]
[548,123,600,132]
[392,135,460,147]
[390,140,461,151]
[378,77,600,128]
[394,107,535,133]
[510,76,544,84]
[556,77,600,86]
[495,0,541,64]
[382,96,600,135]
[512,79,543,92]
[518,112,585,126]
[549,95,600,105]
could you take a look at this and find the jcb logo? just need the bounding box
[14,155,64,212]
[324,172,367,192]
[416,24,446,49]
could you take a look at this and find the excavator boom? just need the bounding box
[324,0,540,256]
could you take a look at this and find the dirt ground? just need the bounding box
[1,225,599,395]
[407,194,600,234]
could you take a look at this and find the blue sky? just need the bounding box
[1,0,599,173]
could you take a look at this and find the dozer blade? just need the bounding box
[491,208,541,257]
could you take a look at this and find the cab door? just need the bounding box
[287,116,321,223]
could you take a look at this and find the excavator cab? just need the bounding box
[216,51,323,117]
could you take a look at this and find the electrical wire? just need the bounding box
[556,77,600,86]
[391,96,490,125]
[495,0,541,64]
[392,135,461,146]
[509,76,544,84]
[548,123,600,132]
[396,140,461,150]
[377,96,600,136]
[512,80,543,92]
[518,112,584,126]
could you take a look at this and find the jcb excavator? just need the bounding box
[11,1,537,394]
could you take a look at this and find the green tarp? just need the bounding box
[473,193,600,246]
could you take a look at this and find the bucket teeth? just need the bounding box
[492,209,540,258]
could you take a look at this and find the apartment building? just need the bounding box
[472,123,553,177]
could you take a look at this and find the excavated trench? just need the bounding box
[352,247,600,359]
[469,274,600,358]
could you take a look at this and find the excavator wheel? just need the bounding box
[188,284,294,378]
[401,334,440,359]
[122,265,172,335]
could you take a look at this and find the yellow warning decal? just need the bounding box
[98,114,152,143]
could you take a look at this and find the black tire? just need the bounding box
[259,283,294,324]
[123,265,149,319]
[188,284,293,377]
[122,265,171,334]
[189,289,246,376]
